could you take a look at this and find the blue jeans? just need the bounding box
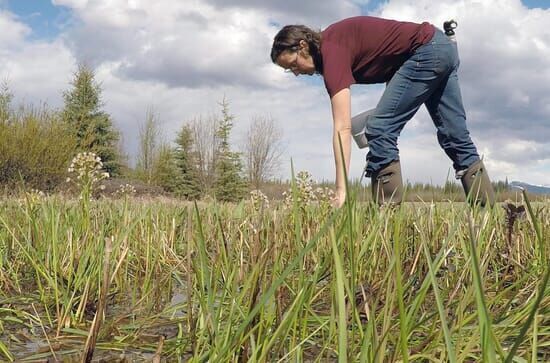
[364,29,480,176]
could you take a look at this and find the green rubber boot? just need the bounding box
[458,159,495,207]
[371,160,403,205]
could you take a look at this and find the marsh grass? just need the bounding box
[0,188,548,361]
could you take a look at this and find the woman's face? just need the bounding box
[276,41,316,76]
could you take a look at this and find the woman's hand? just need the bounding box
[331,189,346,208]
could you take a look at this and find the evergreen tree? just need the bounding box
[152,144,181,193]
[174,124,202,199]
[62,64,120,175]
[213,98,247,202]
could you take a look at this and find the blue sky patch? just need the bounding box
[521,0,550,9]
[2,0,70,41]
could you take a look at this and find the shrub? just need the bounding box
[0,106,77,191]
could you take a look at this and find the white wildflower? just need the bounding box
[114,183,136,198]
[250,190,269,211]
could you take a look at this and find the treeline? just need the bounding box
[0,65,284,201]
[310,178,529,203]
[131,96,283,201]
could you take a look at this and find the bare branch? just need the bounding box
[243,115,284,189]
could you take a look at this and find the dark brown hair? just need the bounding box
[270,25,323,74]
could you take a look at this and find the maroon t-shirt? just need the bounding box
[320,16,435,97]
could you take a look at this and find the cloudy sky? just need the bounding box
[1,0,549,186]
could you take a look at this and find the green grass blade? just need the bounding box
[504,266,549,363]
[392,209,409,363]
[0,340,14,362]
[330,227,348,363]
[467,214,497,362]
[422,242,457,363]
[520,189,545,266]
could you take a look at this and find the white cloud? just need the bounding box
[0,11,74,106]
[3,41,75,105]
[52,0,361,90]
[3,0,550,187]
[0,10,31,48]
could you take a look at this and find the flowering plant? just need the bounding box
[282,171,335,210]
[114,183,137,198]
[249,189,269,211]
[66,152,109,202]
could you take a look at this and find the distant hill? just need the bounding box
[510,181,550,195]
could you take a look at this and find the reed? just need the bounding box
[0,186,548,361]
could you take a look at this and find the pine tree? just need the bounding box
[62,64,120,175]
[213,98,247,202]
[174,124,201,199]
[152,144,181,193]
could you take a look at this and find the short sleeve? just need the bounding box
[322,42,355,97]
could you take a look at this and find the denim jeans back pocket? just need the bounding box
[407,43,440,79]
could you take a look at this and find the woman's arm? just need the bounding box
[330,87,352,207]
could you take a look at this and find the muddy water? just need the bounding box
[1,288,189,362]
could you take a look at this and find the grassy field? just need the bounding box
[0,187,548,362]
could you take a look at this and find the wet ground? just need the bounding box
[1,288,189,362]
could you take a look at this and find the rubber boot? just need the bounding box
[458,160,495,207]
[371,160,403,205]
